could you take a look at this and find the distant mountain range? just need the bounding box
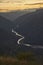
[0,9,37,21]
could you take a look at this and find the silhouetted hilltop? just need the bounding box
[0,9,36,21]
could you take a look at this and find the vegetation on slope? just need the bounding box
[0,52,43,65]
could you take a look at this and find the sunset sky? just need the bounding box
[0,0,43,12]
[0,0,43,4]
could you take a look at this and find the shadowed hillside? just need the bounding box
[0,28,34,56]
[13,8,43,45]
[0,16,32,56]
[0,8,43,56]
[0,16,13,31]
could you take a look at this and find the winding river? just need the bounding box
[12,29,43,49]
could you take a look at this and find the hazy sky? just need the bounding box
[0,0,43,12]
[0,0,43,4]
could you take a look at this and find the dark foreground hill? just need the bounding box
[14,8,43,45]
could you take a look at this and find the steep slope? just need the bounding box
[13,8,43,45]
[0,28,33,55]
[0,28,18,55]
[0,16,32,55]
[0,16,13,32]
[0,16,18,55]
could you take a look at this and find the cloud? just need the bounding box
[0,0,43,4]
